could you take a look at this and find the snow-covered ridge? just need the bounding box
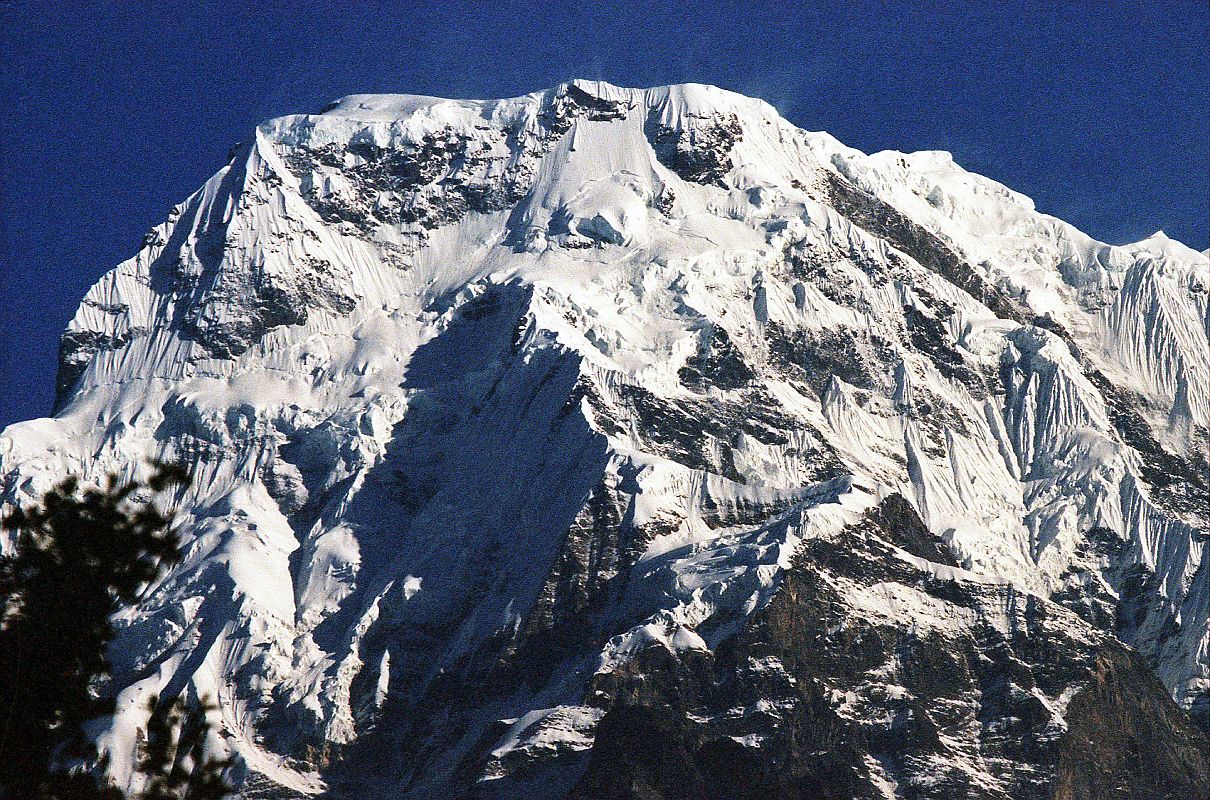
[2,80,1206,797]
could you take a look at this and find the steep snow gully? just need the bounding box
[2,81,1207,798]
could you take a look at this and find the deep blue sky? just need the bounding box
[2,1,1206,428]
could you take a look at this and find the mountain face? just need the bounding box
[2,81,1208,799]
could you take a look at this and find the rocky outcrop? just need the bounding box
[572,497,1208,800]
[645,109,743,187]
[1054,643,1209,800]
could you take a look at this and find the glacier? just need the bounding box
[1,81,1206,798]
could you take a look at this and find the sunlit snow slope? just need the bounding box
[2,81,1206,799]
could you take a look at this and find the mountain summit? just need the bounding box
[3,81,1207,798]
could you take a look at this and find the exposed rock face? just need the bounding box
[572,496,1210,800]
[1054,644,1209,800]
[2,81,1207,798]
[645,109,743,187]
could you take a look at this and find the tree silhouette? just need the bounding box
[137,694,232,800]
[0,463,230,799]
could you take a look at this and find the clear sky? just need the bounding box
[1,1,1206,429]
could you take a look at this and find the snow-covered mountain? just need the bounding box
[2,81,1207,798]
